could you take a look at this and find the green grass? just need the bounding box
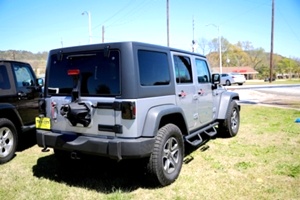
[0,105,299,200]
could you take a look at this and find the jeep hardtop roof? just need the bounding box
[48,41,206,58]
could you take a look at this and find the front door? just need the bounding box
[11,62,40,125]
[194,57,213,125]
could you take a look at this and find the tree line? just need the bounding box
[0,50,47,76]
[198,37,300,79]
[1,41,300,79]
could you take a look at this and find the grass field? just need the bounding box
[244,78,300,85]
[0,105,299,200]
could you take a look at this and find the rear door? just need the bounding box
[172,52,198,130]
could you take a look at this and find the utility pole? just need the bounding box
[269,0,275,83]
[61,37,63,47]
[102,25,105,43]
[166,0,169,46]
[192,16,195,52]
[82,11,92,44]
[207,24,222,74]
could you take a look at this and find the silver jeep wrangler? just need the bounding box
[36,42,240,186]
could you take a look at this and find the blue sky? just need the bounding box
[1,0,299,58]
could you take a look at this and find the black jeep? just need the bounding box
[0,60,43,164]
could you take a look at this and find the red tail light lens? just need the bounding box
[68,69,80,76]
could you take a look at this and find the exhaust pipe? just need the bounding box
[70,151,81,160]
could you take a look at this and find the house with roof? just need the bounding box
[212,66,258,80]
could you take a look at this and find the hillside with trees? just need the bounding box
[199,37,300,79]
[1,39,300,80]
[0,50,48,77]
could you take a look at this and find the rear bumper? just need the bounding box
[36,130,155,160]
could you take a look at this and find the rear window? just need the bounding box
[138,50,170,86]
[47,50,120,96]
[0,65,11,90]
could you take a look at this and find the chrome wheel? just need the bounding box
[230,108,239,132]
[147,124,184,186]
[0,127,14,158]
[162,137,180,174]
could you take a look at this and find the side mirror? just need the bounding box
[212,73,220,89]
[212,73,220,84]
[37,78,44,86]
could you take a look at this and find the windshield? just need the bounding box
[47,50,120,96]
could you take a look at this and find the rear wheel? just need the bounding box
[225,80,231,86]
[0,118,18,164]
[146,124,184,186]
[218,101,240,138]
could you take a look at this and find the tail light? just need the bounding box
[122,102,136,119]
[38,98,46,115]
[68,69,80,76]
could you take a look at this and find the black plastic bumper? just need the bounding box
[36,130,155,160]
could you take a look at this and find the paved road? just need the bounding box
[226,84,300,109]
[256,86,300,96]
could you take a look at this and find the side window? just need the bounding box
[13,63,35,88]
[138,50,170,86]
[0,65,11,90]
[173,55,193,83]
[195,58,211,83]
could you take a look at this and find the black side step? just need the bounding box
[184,122,218,146]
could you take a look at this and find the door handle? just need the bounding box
[198,89,204,96]
[178,90,186,98]
[17,92,28,100]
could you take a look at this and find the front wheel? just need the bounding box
[218,101,240,138]
[225,80,231,86]
[147,124,184,186]
[0,118,18,164]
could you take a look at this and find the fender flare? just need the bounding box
[142,104,188,137]
[217,91,240,119]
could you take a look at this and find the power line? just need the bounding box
[105,0,152,29]
[220,1,270,26]
[276,6,300,45]
[93,0,152,30]
[92,0,135,30]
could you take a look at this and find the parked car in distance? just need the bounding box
[264,77,276,82]
[0,60,43,164]
[220,72,246,86]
